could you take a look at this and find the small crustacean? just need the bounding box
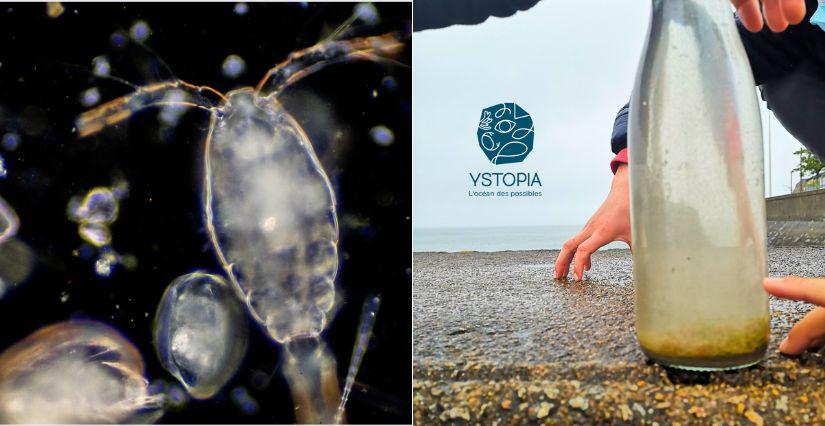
[0,320,162,424]
[77,33,402,423]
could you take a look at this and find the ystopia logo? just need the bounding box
[477,103,535,165]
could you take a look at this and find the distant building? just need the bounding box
[794,172,825,193]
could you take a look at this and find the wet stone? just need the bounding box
[413,248,825,424]
[154,271,248,399]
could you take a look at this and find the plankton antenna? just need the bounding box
[255,32,405,97]
[33,59,140,91]
[76,81,225,138]
[335,295,381,424]
[127,36,179,83]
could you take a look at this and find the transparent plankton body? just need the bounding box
[154,271,249,399]
[78,33,402,423]
[0,321,162,424]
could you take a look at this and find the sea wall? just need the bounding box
[766,189,825,246]
[766,189,825,222]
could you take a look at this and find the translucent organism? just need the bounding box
[130,20,151,42]
[354,2,379,25]
[153,272,248,399]
[80,87,101,107]
[94,249,119,277]
[369,125,394,146]
[92,55,111,77]
[77,32,402,423]
[0,194,19,244]
[79,222,111,246]
[0,321,163,423]
[67,183,128,276]
[335,295,380,423]
[381,75,397,90]
[0,239,35,300]
[222,54,246,79]
[0,154,7,178]
[110,31,127,48]
[1,133,20,151]
[230,387,259,415]
[68,186,119,225]
[233,2,248,15]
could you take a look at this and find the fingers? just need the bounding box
[554,230,589,280]
[762,0,790,32]
[734,0,764,32]
[764,276,825,306]
[779,307,825,355]
[781,0,807,23]
[732,0,805,32]
[572,232,613,282]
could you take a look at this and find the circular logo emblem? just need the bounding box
[477,103,535,165]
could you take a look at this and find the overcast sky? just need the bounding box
[413,0,804,229]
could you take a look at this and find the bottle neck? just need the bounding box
[652,0,738,36]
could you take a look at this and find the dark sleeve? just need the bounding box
[413,0,540,31]
[610,102,629,155]
[609,0,818,154]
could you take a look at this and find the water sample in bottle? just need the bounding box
[628,0,769,370]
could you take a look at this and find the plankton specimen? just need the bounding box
[78,33,403,423]
[0,320,162,423]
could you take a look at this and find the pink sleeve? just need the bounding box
[610,148,628,174]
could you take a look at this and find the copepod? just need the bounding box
[77,33,403,423]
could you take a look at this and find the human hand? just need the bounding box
[764,276,825,355]
[553,164,631,281]
[733,0,807,32]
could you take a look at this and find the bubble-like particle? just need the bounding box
[233,2,248,15]
[159,89,188,126]
[79,87,101,107]
[69,187,119,225]
[94,251,119,277]
[1,133,19,151]
[0,321,163,423]
[222,55,246,79]
[46,2,64,18]
[369,125,394,146]
[0,239,35,300]
[79,222,111,247]
[381,76,397,91]
[109,31,127,48]
[91,55,110,77]
[167,384,189,408]
[230,387,259,415]
[0,195,19,244]
[354,2,379,24]
[154,272,249,399]
[130,20,151,42]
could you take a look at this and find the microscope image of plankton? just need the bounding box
[77,33,402,423]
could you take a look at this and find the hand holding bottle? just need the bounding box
[733,0,806,32]
[764,276,825,354]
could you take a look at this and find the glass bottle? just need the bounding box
[628,0,769,370]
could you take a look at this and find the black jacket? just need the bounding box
[611,0,825,157]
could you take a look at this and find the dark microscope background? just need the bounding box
[0,2,410,424]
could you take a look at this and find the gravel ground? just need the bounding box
[413,248,825,424]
